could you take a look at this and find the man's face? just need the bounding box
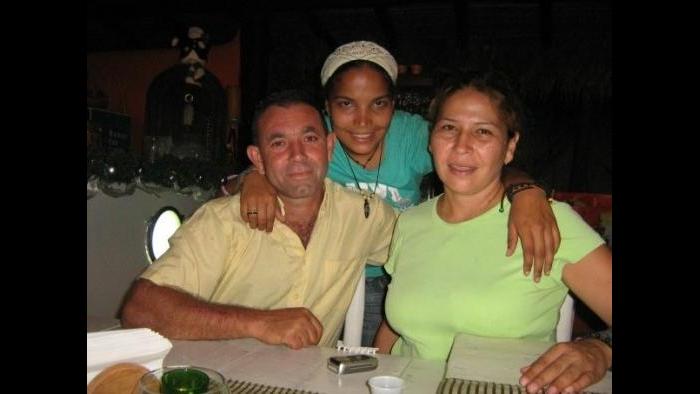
[247,104,334,200]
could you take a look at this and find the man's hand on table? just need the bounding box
[255,307,323,349]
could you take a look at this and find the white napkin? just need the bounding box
[87,328,172,384]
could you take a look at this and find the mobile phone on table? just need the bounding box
[327,354,378,374]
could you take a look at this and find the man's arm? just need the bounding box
[121,278,323,349]
[501,166,561,282]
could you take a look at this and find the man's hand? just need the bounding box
[507,188,560,282]
[240,170,285,232]
[519,339,611,394]
[255,308,323,349]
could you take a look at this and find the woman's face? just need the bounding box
[325,65,395,159]
[430,87,518,197]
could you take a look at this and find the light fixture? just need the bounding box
[145,206,183,263]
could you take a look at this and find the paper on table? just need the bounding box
[87,328,172,384]
[445,333,612,393]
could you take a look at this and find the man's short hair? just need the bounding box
[251,89,327,145]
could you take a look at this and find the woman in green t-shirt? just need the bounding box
[374,70,612,394]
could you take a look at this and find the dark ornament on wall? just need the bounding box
[88,147,228,200]
[144,26,228,165]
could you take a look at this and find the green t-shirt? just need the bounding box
[384,198,605,360]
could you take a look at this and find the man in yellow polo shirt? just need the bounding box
[121,90,396,349]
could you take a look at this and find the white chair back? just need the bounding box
[342,270,365,347]
[556,293,575,342]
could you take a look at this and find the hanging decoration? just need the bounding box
[87,147,228,201]
[144,26,228,165]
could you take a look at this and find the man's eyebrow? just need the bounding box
[265,131,286,141]
[302,125,323,134]
[263,126,322,141]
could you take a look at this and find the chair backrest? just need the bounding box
[556,293,575,342]
[342,270,365,347]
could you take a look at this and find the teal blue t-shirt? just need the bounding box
[326,110,433,277]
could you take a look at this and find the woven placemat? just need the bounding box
[437,377,604,394]
[227,379,321,393]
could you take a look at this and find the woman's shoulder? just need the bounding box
[550,200,604,240]
[386,110,430,151]
[193,195,243,223]
[550,200,583,221]
[392,110,429,128]
[397,197,436,223]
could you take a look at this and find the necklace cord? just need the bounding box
[339,141,383,217]
[351,140,381,169]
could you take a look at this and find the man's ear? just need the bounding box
[326,133,336,162]
[246,145,265,175]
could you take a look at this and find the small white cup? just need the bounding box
[368,375,405,394]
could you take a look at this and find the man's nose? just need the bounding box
[289,140,306,159]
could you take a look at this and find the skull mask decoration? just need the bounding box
[172,26,211,85]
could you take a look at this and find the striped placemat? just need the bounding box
[437,377,604,394]
[227,379,321,393]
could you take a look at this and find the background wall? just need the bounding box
[87,2,611,193]
[238,1,611,193]
[87,190,205,319]
[87,34,241,155]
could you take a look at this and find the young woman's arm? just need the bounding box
[519,245,612,394]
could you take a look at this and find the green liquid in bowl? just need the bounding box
[161,368,210,394]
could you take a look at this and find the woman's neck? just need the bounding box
[437,181,505,223]
[346,140,384,170]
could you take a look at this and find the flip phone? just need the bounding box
[327,354,378,374]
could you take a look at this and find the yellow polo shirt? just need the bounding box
[141,178,397,346]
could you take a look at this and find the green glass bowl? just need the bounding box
[137,365,229,394]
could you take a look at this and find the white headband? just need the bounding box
[320,41,398,86]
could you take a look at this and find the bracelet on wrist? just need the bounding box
[505,181,553,203]
[233,166,258,191]
[581,328,612,349]
[576,328,612,371]
[220,167,257,197]
[219,174,238,196]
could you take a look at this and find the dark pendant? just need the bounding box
[364,197,370,218]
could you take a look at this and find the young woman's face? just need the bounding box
[325,65,395,159]
[429,87,518,197]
